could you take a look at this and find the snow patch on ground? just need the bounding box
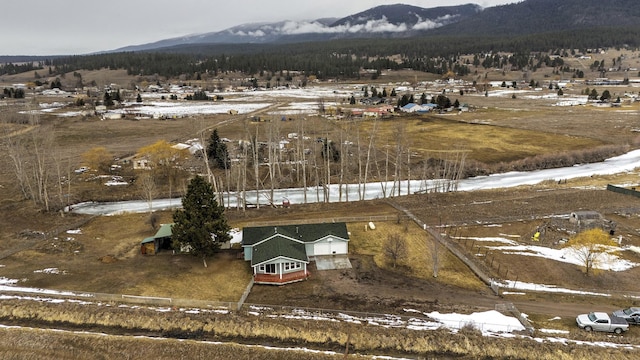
[477,237,638,272]
[499,280,611,297]
[229,228,242,244]
[33,268,66,275]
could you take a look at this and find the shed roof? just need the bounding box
[154,223,174,239]
[141,236,155,244]
[571,211,602,219]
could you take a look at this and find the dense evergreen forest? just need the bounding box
[2,27,639,79]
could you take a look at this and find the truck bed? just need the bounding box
[611,315,628,326]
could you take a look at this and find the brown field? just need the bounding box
[3,54,640,357]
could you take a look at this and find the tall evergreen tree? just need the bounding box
[207,129,230,169]
[172,175,230,267]
[398,94,410,107]
[103,91,114,107]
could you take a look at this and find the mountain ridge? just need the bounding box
[115,3,481,52]
[115,0,640,53]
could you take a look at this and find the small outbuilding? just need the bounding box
[141,223,174,255]
[569,211,602,225]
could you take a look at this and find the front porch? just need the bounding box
[254,270,310,285]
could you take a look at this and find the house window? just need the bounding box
[258,265,265,272]
[265,264,276,273]
[282,262,301,272]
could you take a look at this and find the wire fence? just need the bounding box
[247,214,404,227]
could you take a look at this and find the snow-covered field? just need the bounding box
[107,101,272,118]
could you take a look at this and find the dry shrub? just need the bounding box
[2,298,637,359]
[0,326,341,360]
[486,144,626,174]
[99,255,117,263]
[458,321,482,336]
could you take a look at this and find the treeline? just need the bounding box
[0,61,43,76]
[464,145,628,178]
[43,26,640,80]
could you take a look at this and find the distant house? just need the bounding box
[133,158,151,170]
[359,97,384,105]
[141,223,174,255]
[569,211,602,226]
[172,141,203,156]
[401,103,422,113]
[401,103,434,113]
[242,223,350,285]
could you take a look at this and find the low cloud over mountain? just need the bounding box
[116,4,480,51]
[228,14,458,37]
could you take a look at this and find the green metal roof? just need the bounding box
[251,236,308,266]
[141,236,155,244]
[141,223,174,245]
[154,223,174,239]
[242,222,349,246]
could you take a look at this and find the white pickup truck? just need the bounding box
[576,312,629,334]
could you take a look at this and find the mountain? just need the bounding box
[431,0,640,36]
[115,3,480,52]
[116,0,640,53]
[330,3,480,30]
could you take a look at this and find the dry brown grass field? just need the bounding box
[2,53,640,358]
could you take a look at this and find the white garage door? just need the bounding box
[314,240,347,256]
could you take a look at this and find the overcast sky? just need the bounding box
[2,0,517,56]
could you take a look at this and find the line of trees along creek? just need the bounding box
[122,117,469,212]
[196,117,467,210]
[181,118,625,210]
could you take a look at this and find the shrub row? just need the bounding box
[0,298,637,359]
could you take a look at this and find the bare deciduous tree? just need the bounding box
[137,172,158,212]
[362,119,377,200]
[383,233,408,268]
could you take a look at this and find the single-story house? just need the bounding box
[141,223,174,255]
[242,223,349,285]
[359,96,384,105]
[401,103,422,112]
[401,103,435,113]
